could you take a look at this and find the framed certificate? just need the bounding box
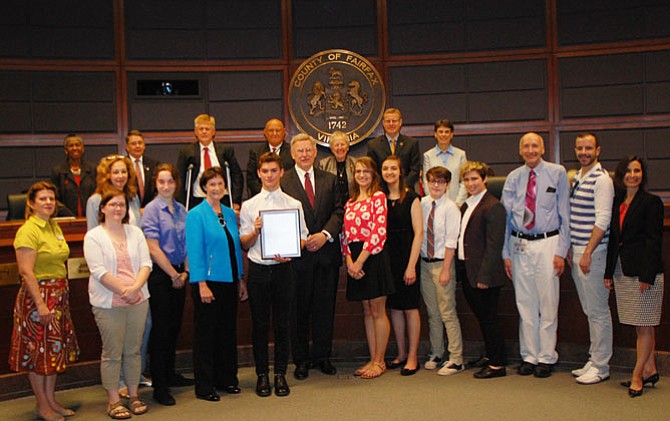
[260,208,302,259]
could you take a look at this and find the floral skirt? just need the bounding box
[9,278,80,375]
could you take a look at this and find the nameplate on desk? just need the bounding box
[0,262,19,286]
[67,257,90,280]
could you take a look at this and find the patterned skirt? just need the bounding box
[613,260,664,327]
[9,278,80,375]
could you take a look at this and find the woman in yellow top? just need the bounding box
[10,181,79,421]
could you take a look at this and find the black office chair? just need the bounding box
[486,176,506,200]
[6,193,27,220]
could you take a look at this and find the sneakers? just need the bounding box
[140,376,153,387]
[437,361,465,376]
[424,355,443,370]
[571,361,593,377]
[576,366,610,385]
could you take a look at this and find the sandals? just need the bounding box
[107,401,131,420]
[354,362,373,376]
[361,362,386,379]
[129,397,149,415]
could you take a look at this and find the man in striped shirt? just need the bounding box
[569,133,614,385]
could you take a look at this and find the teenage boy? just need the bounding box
[419,166,463,375]
[239,152,308,398]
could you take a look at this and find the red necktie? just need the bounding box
[524,169,536,230]
[203,147,212,169]
[134,159,144,202]
[304,172,315,208]
[427,201,435,258]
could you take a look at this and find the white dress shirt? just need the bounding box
[192,144,222,198]
[420,193,461,258]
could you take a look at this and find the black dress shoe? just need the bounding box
[256,374,271,397]
[400,366,418,376]
[387,359,407,370]
[629,387,644,398]
[196,390,220,402]
[517,361,536,376]
[223,385,241,394]
[153,388,176,406]
[294,363,310,380]
[169,374,196,387]
[274,374,291,397]
[318,360,337,375]
[466,356,490,369]
[534,363,554,378]
[474,366,507,379]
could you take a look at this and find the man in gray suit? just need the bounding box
[281,133,343,380]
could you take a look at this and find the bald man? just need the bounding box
[501,132,570,379]
[246,119,295,196]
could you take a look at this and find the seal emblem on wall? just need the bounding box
[288,49,386,147]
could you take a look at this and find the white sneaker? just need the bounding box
[437,361,464,376]
[424,355,442,370]
[576,366,610,385]
[571,361,592,377]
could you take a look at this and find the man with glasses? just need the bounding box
[419,166,464,375]
[281,133,343,381]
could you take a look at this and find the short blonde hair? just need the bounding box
[194,114,215,127]
[460,161,489,180]
[291,133,316,148]
[330,131,349,147]
[384,108,402,119]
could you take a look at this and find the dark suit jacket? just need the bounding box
[281,167,344,268]
[176,141,244,206]
[133,155,159,207]
[605,188,664,284]
[247,141,295,196]
[367,133,421,189]
[50,160,97,217]
[459,191,507,288]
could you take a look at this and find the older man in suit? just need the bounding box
[176,114,244,210]
[456,161,508,379]
[125,130,159,207]
[247,118,295,196]
[367,108,421,189]
[281,133,343,380]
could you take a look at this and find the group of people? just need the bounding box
[8,109,665,420]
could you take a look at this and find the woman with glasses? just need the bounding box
[84,190,152,419]
[141,163,192,406]
[86,155,141,230]
[10,181,79,421]
[341,157,394,379]
[185,167,245,402]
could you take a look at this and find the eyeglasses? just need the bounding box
[106,202,126,209]
[427,179,447,185]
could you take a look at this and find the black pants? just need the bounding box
[457,260,507,367]
[191,280,238,394]
[291,259,339,365]
[247,260,293,375]
[148,264,186,391]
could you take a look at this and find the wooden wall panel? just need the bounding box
[387,0,545,54]
[0,0,113,59]
[292,0,377,58]
[557,0,670,46]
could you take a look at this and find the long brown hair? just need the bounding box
[381,155,408,203]
[349,157,381,201]
[95,155,138,200]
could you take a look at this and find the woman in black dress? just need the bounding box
[604,156,664,398]
[381,156,423,376]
